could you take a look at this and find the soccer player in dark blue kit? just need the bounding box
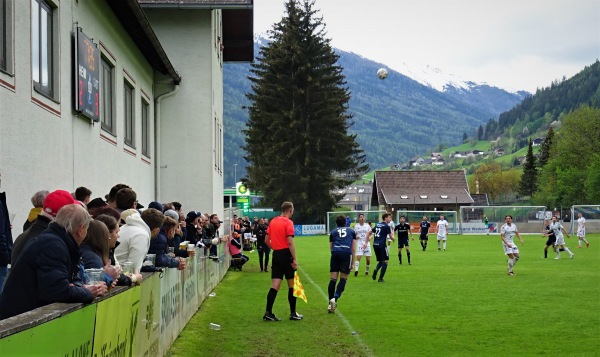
[394,215,414,265]
[368,213,394,282]
[419,215,431,251]
[328,215,357,313]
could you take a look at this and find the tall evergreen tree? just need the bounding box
[243,0,368,220]
[538,126,554,167]
[462,132,468,143]
[518,138,537,197]
[477,125,484,141]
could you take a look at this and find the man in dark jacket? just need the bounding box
[0,192,13,293]
[0,204,107,320]
[11,190,76,265]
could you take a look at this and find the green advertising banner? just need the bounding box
[133,273,161,357]
[159,267,182,352]
[0,304,96,357]
[92,288,139,357]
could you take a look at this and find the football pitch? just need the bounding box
[167,234,600,356]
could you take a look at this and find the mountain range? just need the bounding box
[223,39,529,187]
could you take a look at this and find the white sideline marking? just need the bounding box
[298,266,374,356]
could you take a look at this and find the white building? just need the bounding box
[0,0,253,233]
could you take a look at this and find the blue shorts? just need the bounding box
[330,251,352,274]
[373,245,389,262]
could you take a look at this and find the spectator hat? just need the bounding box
[186,211,201,221]
[87,197,107,210]
[43,190,76,217]
[164,209,179,221]
[148,201,163,211]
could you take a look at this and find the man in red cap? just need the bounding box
[11,190,76,264]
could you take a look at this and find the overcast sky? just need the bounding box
[253,0,600,92]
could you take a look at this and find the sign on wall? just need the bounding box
[75,28,100,122]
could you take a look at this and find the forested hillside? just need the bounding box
[223,41,527,187]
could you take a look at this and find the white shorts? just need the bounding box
[437,234,447,241]
[503,243,519,255]
[555,235,565,246]
[577,229,585,238]
[355,243,371,257]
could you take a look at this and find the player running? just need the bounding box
[368,213,394,283]
[542,219,556,258]
[352,213,372,276]
[419,216,431,251]
[549,215,573,259]
[500,215,524,276]
[576,212,589,248]
[436,214,449,251]
[394,215,414,265]
[327,215,358,313]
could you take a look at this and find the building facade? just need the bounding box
[0,0,252,233]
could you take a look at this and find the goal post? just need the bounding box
[571,205,600,234]
[395,210,458,234]
[459,206,547,234]
[326,210,386,233]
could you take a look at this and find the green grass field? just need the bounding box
[168,234,600,356]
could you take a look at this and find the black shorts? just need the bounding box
[271,248,295,280]
[398,238,409,248]
[330,251,352,274]
[373,245,389,262]
[419,233,428,240]
[546,237,556,246]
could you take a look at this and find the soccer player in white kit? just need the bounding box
[576,212,589,248]
[550,215,573,259]
[353,213,372,276]
[500,215,524,276]
[436,215,449,251]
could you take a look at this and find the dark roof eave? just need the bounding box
[106,0,181,84]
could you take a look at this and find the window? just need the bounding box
[141,99,150,157]
[31,0,54,97]
[400,195,409,199]
[100,57,114,134]
[124,82,135,148]
[419,195,428,199]
[0,0,6,71]
[440,195,449,199]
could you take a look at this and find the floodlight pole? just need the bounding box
[234,163,238,186]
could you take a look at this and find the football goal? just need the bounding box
[326,210,386,233]
[570,205,600,234]
[394,210,459,234]
[459,206,547,234]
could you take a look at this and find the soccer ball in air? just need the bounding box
[377,68,388,79]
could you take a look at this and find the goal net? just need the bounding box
[326,210,386,233]
[570,205,600,234]
[394,210,459,234]
[460,206,547,234]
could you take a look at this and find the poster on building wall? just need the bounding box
[92,287,139,357]
[75,28,100,122]
[0,305,96,356]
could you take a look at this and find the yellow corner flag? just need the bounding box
[293,271,308,303]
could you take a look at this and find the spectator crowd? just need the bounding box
[0,184,231,320]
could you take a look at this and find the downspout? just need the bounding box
[154,84,180,201]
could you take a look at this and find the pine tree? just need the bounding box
[462,132,468,143]
[538,126,554,167]
[477,125,484,141]
[243,0,368,220]
[518,138,537,197]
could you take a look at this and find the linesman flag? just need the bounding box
[293,271,308,303]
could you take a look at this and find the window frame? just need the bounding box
[100,56,115,135]
[31,0,56,99]
[141,98,150,158]
[123,80,135,148]
[0,0,6,71]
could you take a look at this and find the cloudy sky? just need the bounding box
[253,0,600,92]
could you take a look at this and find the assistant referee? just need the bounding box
[263,201,303,321]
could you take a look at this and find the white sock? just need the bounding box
[443,241,446,250]
[583,238,589,244]
[514,256,519,266]
[365,264,370,273]
[564,247,573,255]
[354,261,360,272]
[507,258,514,272]
[578,239,582,247]
[437,241,441,249]
[556,247,560,258]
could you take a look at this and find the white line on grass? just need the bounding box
[298,266,374,356]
